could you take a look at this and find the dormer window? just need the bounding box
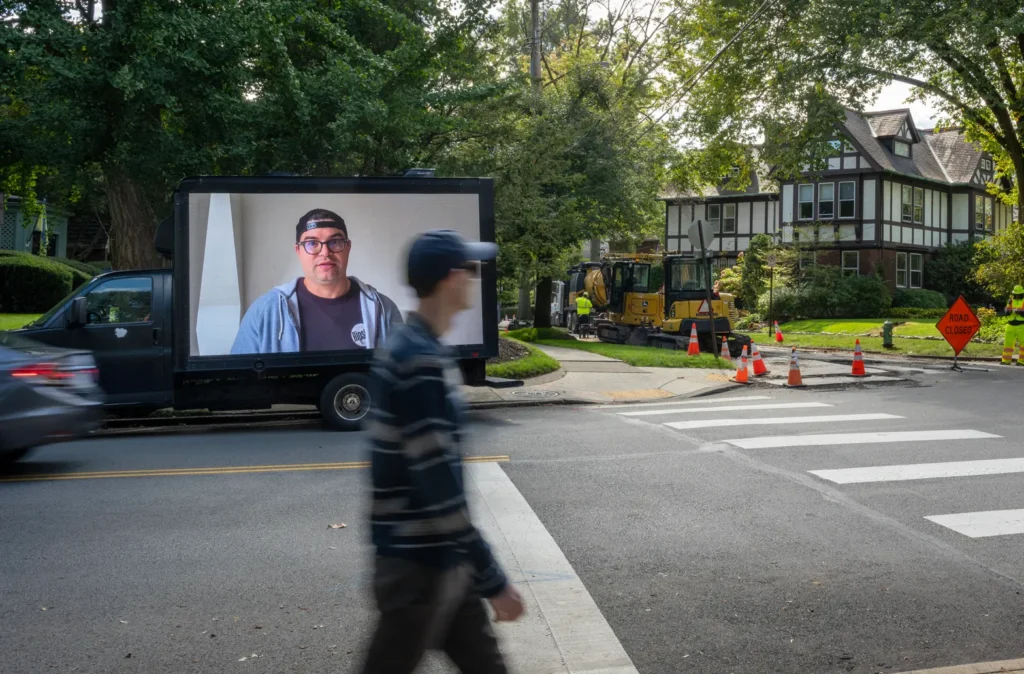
[894,140,910,157]
[981,158,993,171]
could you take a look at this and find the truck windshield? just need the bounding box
[28,277,98,327]
[669,261,708,292]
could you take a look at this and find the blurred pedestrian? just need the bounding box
[361,230,524,674]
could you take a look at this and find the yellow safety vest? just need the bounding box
[1008,297,1024,325]
[575,296,593,316]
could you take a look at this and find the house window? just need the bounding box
[901,185,913,222]
[828,140,842,153]
[798,184,814,220]
[896,252,908,288]
[975,195,989,231]
[707,203,721,234]
[981,158,993,171]
[799,251,816,270]
[818,183,835,219]
[842,251,859,277]
[913,187,925,224]
[839,181,856,218]
[894,140,910,157]
[722,203,737,234]
[843,139,855,153]
[909,253,923,288]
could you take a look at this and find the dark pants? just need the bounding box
[361,556,508,674]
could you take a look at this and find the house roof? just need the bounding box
[841,108,951,184]
[660,150,778,201]
[923,128,982,184]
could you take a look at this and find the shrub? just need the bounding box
[976,307,1009,343]
[925,241,986,303]
[755,267,890,320]
[893,288,947,309]
[0,255,77,313]
[54,258,104,276]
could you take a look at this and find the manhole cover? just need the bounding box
[508,389,560,398]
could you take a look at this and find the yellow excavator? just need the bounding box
[565,253,748,355]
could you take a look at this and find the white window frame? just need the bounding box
[913,187,925,224]
[901,185,913,223]
[707,203,722,234]
[975,194,986,231]
[842,250,859,277]
[894,140,910,158]
[909,253,923,289]
[722,203,737,234]
[798,184,814,220]
[838,181,856,219]
[981,158,993,171]
[818,182,835,220]
[896,252,908,288]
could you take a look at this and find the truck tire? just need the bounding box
[0,448,31,466]
[319,373,372,431]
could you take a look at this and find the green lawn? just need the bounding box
[738,330,1003,359]
[505,327,732,369]
[0,313,40,331]
[764,318,942,339]
[486,339,561,380]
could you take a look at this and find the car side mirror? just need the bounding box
[68,297,87,328]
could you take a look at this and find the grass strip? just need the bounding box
[485,338,561,379]
[0,313,41,331]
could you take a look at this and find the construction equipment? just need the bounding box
[565,254,664,344]
[647,254,750,357]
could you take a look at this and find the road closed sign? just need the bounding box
[936,295,981,356]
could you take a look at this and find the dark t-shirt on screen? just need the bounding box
[296,280,366,351]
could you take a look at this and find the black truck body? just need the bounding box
[15,176,500,429]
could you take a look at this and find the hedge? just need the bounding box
[0,254,93,313]
[756,267,891,320]
[0,250,103,278]
[892,288,947,309]
[888,307,948,319]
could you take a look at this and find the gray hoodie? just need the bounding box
[230,277,403,354]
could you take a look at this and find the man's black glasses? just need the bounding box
[300,238,350,255]
[459,261,481,278]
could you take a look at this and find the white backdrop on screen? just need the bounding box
[188,192,485,357]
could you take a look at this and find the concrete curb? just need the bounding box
[894,657,1024,673]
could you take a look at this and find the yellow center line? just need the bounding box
[0,455,510,483]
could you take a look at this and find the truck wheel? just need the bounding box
[0,448,31,466]
[320,373,372,431]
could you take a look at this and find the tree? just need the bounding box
[974,221,1024,300]
[663,0,1022,209]
[1,0,502,268]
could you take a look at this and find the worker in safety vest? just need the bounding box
[1002,284,1024,365]
[574,291,593,335]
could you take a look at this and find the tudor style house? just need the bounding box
[662,108,1017,292]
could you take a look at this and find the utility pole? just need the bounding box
[517,0,543,324]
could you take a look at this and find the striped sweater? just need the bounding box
[366,312,507,598]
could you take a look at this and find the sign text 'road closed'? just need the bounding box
[935,295,981,356]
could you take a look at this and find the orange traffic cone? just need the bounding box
[851,339,866,377]
[751,342,769,376]
[734,344,749,383]
[687,323,700,356]
[720,335,732,362]
[774,321,784,343]
[786,346,804,387]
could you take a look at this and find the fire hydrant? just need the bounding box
[882,320,894,349]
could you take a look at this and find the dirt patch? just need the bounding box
[487,337,531,365]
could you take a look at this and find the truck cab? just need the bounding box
[17,269,174,411]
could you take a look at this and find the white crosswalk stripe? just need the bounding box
[725,430,1001,450]
[619,401,831,417]
[924,510,1024,538]
[604,394,1021,539]
[810,458,1024,484]
[665,413,902,431]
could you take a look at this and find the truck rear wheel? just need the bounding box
[320,373,371,431]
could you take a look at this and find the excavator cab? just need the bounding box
[661,254,749,356]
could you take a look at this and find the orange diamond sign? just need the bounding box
[935,295,980,356]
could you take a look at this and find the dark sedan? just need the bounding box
[0,332,105,464]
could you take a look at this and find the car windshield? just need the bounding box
[669,260,708,292]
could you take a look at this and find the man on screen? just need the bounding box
[231,208,403,354]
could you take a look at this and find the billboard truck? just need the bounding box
[16,176,509,429]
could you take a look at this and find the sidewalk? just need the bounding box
[463,344,739,406]
[895,658,1024,673]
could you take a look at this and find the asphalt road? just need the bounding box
[2,364,1023,674]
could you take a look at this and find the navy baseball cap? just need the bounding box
[407,229,497,297]
[296,208,347,242]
